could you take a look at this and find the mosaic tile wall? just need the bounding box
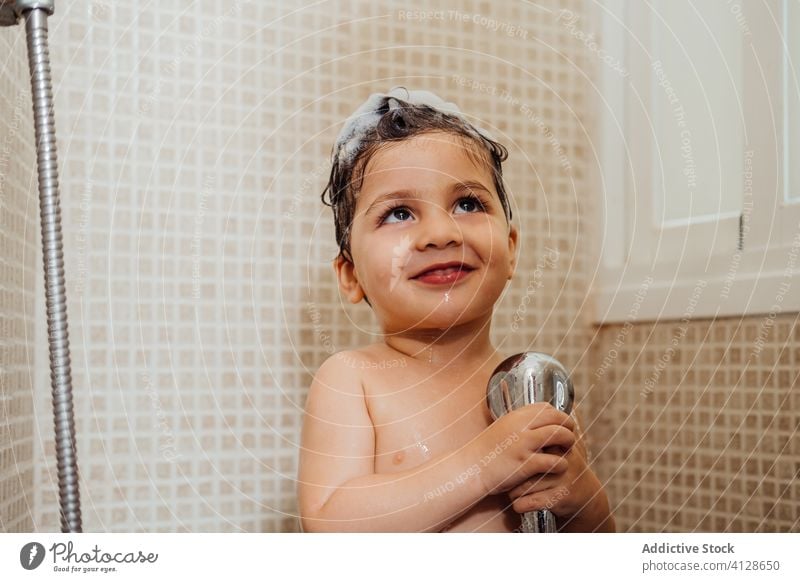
[587,315,799,532]
[0,26,36,531]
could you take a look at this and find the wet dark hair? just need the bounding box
[320,95,513,267]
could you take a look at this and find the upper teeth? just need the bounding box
[426,266,461,275]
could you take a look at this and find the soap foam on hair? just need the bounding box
[333,86,496,166]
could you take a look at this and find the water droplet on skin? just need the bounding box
[444,292,450,303]
[412,429,432,458]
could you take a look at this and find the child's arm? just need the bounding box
[297,352,577,532]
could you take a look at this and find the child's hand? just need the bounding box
[506,427,605,524]
[464,403,577,496]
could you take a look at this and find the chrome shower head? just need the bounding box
[487,352,574,420]
[486,352,575,533]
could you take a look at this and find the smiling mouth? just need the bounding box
[412,265,475,285]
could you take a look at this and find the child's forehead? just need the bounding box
[376,130,479,157]
[359,133,493,189]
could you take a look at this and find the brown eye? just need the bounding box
[455,195,487,214]
[379,205,413,225]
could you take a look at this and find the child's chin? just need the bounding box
[413,306,482,328]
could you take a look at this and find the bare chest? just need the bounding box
[361,357,520,532]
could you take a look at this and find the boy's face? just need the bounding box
[334,131,518,332]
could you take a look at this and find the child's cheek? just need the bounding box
[359,240,392,290]
[484,232,512,267]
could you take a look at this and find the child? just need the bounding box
[297,87,614,532]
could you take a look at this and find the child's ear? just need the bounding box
[333,254,366,304]
[507,223,519,279]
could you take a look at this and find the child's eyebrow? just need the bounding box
[364,180,492,216]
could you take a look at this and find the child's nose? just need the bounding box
[416,208,464,249]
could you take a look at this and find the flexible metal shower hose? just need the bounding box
[24,6,82,533]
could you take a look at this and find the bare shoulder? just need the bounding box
[329,343,410,373]
[324,346,372,367]
[309,349,366,394]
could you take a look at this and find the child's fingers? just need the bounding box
[510,486,569,514]
[507,473,561,500]
[521,403,576,432]
[542,444,570,456]
[524,424,576,452]
[517,451,568,480]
